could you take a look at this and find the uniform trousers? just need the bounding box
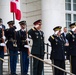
[70,56,76,75]
[33,54,44,75]
[52,59,65,75]
[0,47,4,75]
[0,47,4,58]
[9,49,18,74]
[20,51,29,75]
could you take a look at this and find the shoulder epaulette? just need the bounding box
[69,32,72,35]
[51,35,54,40]
[32,28,35,31]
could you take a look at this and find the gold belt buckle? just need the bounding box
[13,43,17,47]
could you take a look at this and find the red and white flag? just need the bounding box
[10,0,21,20]
[10,0,17,13]
[15,0,21,20]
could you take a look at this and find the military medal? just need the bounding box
[73,39,75,41]
[72,35,75,38]
[36,36,38,38]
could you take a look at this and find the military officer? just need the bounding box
[28,19,45,75]
[17,21,29,75]
[48,26,65,75]
[5,21,18,75]
[66,23,76,75]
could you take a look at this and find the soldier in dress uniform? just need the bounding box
[61,27,69,60]
[0,18,6,58]
[5,21,18,75]
[48,26,65,75]
[66,23,76,75]
[28,19,45,75]
[0,18,6,75]
[17,21,29,75]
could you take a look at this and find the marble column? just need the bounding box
[41,0,65,43]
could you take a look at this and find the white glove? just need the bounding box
[24,45,30,48]
[72,27,76,31]
[35,25,39,28]
[2,36,6,40]
[65,43,69,46]
[54,31,59,35]
[0,43,6,46]
[0,26,2,29]
[26,38,30,41]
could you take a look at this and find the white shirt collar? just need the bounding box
[21,29,26,31]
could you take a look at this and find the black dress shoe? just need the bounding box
[13,74,17,75]
[9,74,17,75]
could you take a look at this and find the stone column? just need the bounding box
[41,0,65,43]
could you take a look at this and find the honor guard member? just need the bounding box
[0,18,6,58]
[48,26,65,75]
[17,21,29,75]
[5,21,18,75]
[66,23,76,75]
[28,19,45,75]
[0,18,6,75]
[61,27,69,60]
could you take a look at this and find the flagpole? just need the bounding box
[13,12,15,23]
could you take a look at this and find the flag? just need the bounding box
[10,0,21,20]
[10,0,17,13]
[15,0,21,20]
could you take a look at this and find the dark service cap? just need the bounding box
[7,21,14,25]
[19,21,26,25]
[53,26,62,31]
[33,19,42,25]
[69,23,76,28]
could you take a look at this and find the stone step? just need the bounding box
[3,56,71,75]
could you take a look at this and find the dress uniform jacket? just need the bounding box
[17,30,28,51]
[28,27,45,55]
[48,35,65,60]
[66,31,76,56]
[48,34,65,75]
[0,28,4,58]
[5,26,18,50]
[0,24,5,58]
